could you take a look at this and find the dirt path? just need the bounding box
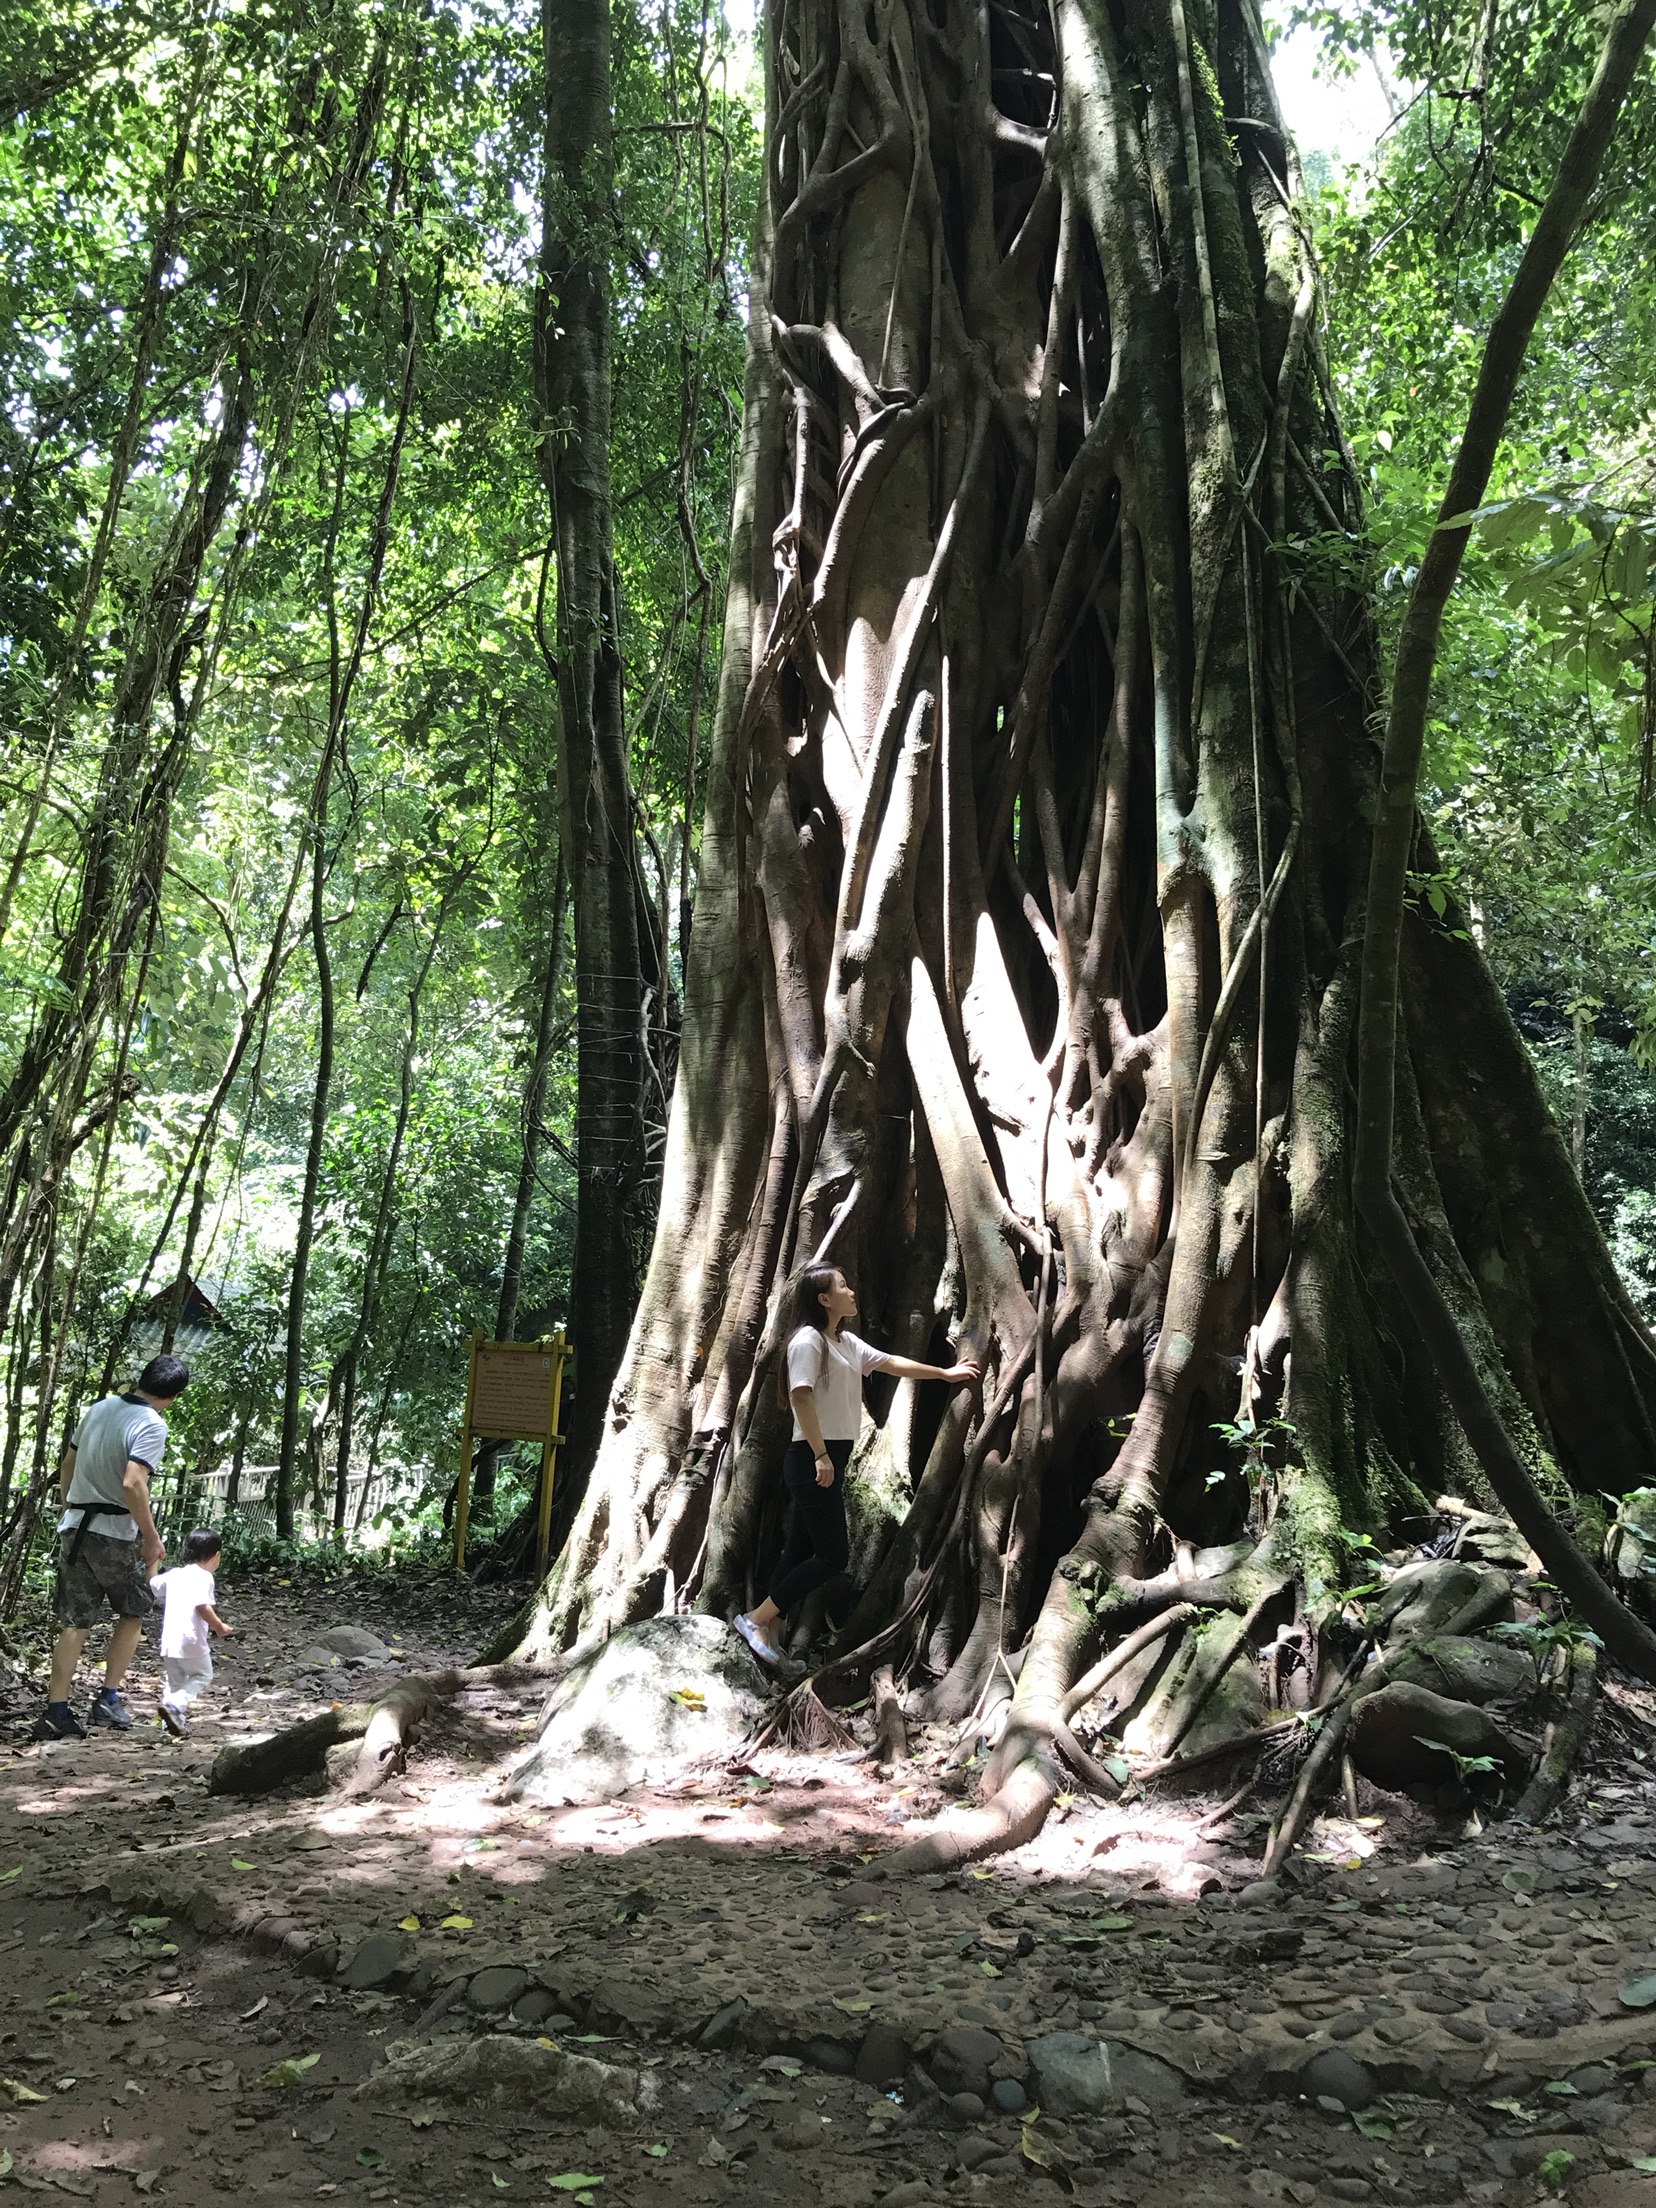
[6,1569,1656,2204]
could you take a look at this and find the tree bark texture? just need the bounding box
[536,0,652,1491]
[508,0,1656,1795]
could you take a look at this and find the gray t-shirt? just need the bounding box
[57,1394,167,1543]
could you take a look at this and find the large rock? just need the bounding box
[315,1624,391,1659]
[1449,1511,1533,1571]
[1349,1680,1529,1790]
[467,1967,529,2013]
[1607,1489,1656,1591]
[341,1934,409,1990]
[1027,2033,1108,2115]
[929,2027,1004,2098]
[1389,1634,1537,1708]
[1301,2047,1375,2111]
[506,1614,771,1806]
[1026,2033,1186,2116]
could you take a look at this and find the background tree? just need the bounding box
[0,0,754,1591]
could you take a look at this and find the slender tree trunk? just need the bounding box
[497,844,570,1348]
[331,869,475,1529]
[472,844,569,1521]
[274,281,421,1538]
[535,0,648,1493]
[225,1401,251,1513]
[1572,999,1592,1180]
[278,777,339,1540]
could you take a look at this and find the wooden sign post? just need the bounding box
[454,1328,570,1573]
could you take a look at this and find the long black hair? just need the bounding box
[775,1263,842,1406]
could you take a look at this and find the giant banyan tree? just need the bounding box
[498,0,1656,1847]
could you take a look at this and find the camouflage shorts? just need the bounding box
[55,1530,155,1628]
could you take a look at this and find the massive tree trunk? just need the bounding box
[535,0,655,1490]
[503,0,1656,1819]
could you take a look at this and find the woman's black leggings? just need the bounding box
[767,1438,853,1614]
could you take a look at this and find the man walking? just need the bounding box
[33,1353,190,1740]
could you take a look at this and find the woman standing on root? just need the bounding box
[735,1265,979,1674]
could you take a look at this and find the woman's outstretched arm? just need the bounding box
[873,1352,981,1387]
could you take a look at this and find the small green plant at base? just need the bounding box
[1207,1412,1299,1532]
[1415,1736,1500,1786]
[1536,2146,1574,2192]
[1489,1614,1602,1657]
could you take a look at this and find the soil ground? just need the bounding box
[5,1567,1656,2206]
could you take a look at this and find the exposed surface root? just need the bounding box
[208,1662,547,1798]
[882,1752,1058,1874]
[207,1703,372,1796]
[332,1673,455,1797]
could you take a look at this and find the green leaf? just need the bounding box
[358,2149,385,2168]
[1536,2147,1574,2191]
[0,1868,22,1884]
[260,2052,321,2089]
[1620,1973,1656,2009]
[547,2178,604,2193]
[1351,2111,1392,2138]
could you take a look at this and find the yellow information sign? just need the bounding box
[454,1327,570,1574]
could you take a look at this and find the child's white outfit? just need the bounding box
[150,1562,216,1716]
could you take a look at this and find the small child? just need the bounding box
[150,1527,232,1736]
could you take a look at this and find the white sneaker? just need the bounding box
[157,1699,187,1738]
[733,1614,805,1677]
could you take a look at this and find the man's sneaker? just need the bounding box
[30,1701,84,1741]
[733,1613,806,1679]
[157,1700,187,1739]
[89,1689,134,1731]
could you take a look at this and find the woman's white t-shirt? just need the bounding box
[785,1326,883,1442]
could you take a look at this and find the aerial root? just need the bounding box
[1511,1639,1598,1825]
[1051,1718,1123,1800]
[753,1681,860,1752]
[871,1664,909,1764]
